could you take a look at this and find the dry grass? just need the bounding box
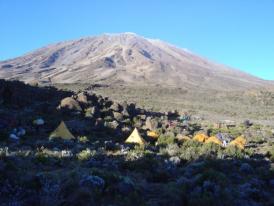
[54,83,274,125]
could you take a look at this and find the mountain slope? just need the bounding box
[0,33,272,90]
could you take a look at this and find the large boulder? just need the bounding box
[113,111,124,121]
[110,102,123,112]
[138,114,147,121]
[77,92,88,105]
[145,117,159,130]
[85,106,100,118]
[59,97,82,111]
[121,109,130,118]
[105,120,119,130]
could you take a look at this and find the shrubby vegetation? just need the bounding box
[0,80,273,205]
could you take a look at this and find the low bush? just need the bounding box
[77,148,96,161]
[224,145,245,158]
[78,136,89,143]
[157,134,176,146]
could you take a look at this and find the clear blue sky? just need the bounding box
[1,0,274,80]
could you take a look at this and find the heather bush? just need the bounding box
[156,133,176,146]
[77,148,96,161]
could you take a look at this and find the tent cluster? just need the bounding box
[48,122,247,150]
[193,134,223,146]
[192,133,246,149]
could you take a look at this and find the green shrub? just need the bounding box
[78,136,89,143]
[179,146,201,161]
[35,152,49,164]
[200,143,223,159]
[156,134,176,146]
[249,136,265,144]
[224,145,245,158]
[159,143,180,156]
[77,148,95,161]
[196,168,227,186]
[91,168,121,185]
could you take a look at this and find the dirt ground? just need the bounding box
[53,83,274,126]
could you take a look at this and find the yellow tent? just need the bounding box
[205,136,222,146]
[147,130,159,139]
[125,128,146,145]
[229,135,246,149]
[49,121,75,140]
[193,133,209,143]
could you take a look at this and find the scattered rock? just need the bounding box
[85,106,100,118]
[105,120,119,130]
[145,117,159,130]
[59,97,82,111]
[110,102,122,112]
[138,114,147,121]
[121,109,130,118]
[168,156,181,165]
[113,111,124,121]
[77,92,88,105]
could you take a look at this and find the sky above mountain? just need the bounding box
[0,0,273,80]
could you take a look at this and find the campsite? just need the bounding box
[1,1,274,205]
[0,79,274,205]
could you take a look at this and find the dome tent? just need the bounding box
[125,128,146,145]
[49,121,75,140]
[205,136,223,146]
[193,133,209,143]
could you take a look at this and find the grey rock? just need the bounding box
[145,117,159,130]
[105,120,119,130]
[77,92,88,105]
[110,102,122,112]
[85,106,100,118]
[138,114,147,121]
[121,109,129,117]
[168,156,181,165]
[59,97,82,111]
[113,111,123,121]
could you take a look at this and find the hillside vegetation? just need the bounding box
[0,80,273,206]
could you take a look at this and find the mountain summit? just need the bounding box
[0,33,271,90]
